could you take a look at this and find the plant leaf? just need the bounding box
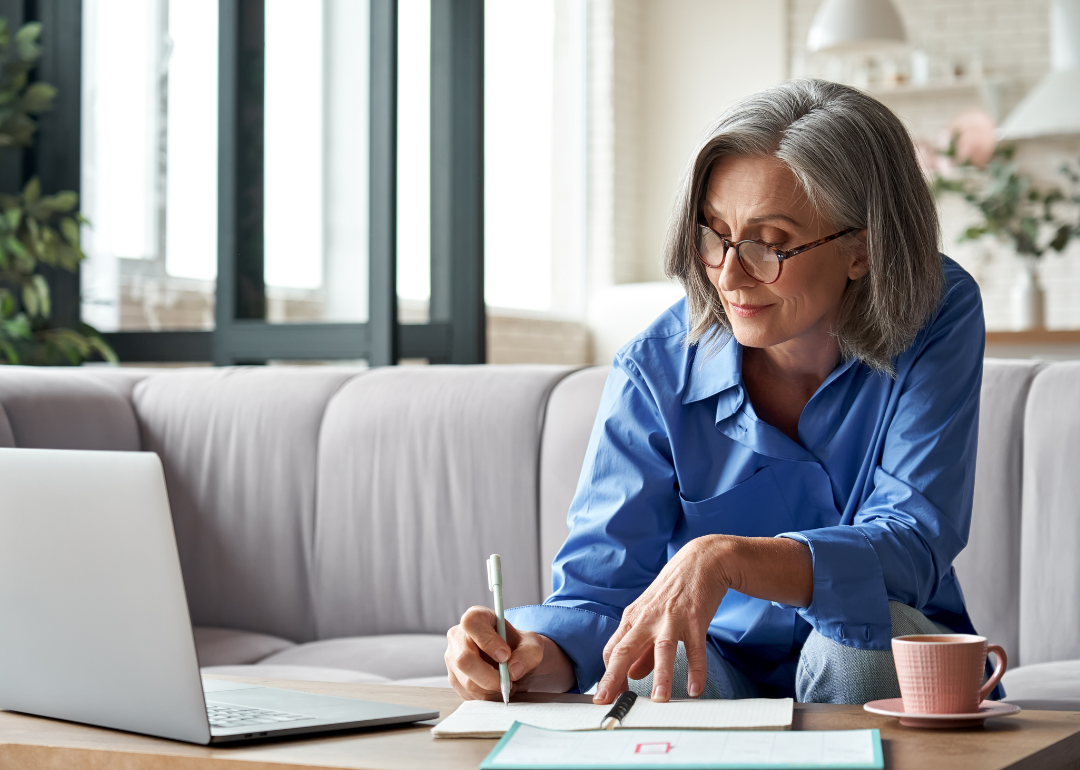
[60,216,79,246]
[15,22,42,62]
[32,274,49,318]
[22,176,39,204]
[20,82,55,113]
[21,281,38,317]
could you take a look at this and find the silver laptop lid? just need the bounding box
[0,448,210,744]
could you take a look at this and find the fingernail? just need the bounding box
[688,681,700,698]
[510,662,524,679]
[596,687,608,702]
[653,686,668,701]
[495,649,509,663]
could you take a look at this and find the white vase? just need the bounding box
[1011,259,1046,331]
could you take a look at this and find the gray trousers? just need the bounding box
[626,602,946,704]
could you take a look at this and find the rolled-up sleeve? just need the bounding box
[779,278,984,649]
[507,353,681,692]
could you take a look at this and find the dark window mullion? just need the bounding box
[430,0,484,364]
[368,0,398,366]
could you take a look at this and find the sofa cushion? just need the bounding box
[192,627,296,666]
[201,665,389,684]
[953,359,1043,665]
[0,368,141,450]
[1001,660,1080,710]
[132,367,364,643]
[538,366,609,594]
[312,365,577,639]
[258,634,449,681]
[1020,362,1080,666]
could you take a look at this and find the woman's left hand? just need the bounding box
[593,534,733,704]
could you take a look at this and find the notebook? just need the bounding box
[480,724,884,769]
[432,697,793,738]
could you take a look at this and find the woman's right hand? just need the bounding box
[445,606,576,700]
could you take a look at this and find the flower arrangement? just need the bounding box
[929,109,1080,262]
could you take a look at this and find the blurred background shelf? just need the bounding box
[985,330,1080,360]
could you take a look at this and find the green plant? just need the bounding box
[0,18,115,365]
[933,143,1080,261]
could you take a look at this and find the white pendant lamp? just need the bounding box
[998,0,1080,139]
[806,0,907,54]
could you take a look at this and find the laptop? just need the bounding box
[0,447,439,744]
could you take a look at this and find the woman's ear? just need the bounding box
[846,229,870,281]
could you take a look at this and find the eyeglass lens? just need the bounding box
[698,227,781,282]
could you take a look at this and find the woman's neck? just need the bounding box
[740,331,843,442]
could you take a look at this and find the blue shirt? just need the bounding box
[507,257,986,697]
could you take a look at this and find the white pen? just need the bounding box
[487,554,511,706]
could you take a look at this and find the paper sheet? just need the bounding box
[621,698,793,730]
[482,725,883,769]
[433,701,610,737]
[432,698,793,738]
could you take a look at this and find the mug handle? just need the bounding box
[979,644,1008,702]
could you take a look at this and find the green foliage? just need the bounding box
[933,142,1080,260]
[0,16,115,365]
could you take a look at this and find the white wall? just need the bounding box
[636,0,787,283]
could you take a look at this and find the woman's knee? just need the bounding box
[796,602,939,704]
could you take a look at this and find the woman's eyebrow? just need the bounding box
[746,213,804,228]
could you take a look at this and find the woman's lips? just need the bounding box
[727,302,772,318]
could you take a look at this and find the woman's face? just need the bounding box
[701,155,867,352]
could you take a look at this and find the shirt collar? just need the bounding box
[682,327,863,437]
[682,330,741,406]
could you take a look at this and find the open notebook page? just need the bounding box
[621,698,793,730]
[432,698,793,738]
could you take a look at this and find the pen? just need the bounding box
[487,554,511,706]
[601,691,637,730]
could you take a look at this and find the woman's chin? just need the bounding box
[729,320,781,350]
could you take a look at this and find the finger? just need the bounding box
[595,627,649,704]
[684,635,708,699]
[650,636,678,702]
[461,606,512,664]
[627,646,655,681]
[449,634,503,692]
[602,618,633,668]
[507,632,544,681]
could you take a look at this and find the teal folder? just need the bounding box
[480,722,884,770]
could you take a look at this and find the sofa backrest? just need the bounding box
[310,365,575,639]
[954,359,1044,666]
[131,367,364,643]
[538,366,609,592]
[1019,361,1080,666]
[0,368,143,450]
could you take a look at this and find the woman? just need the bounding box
[445,79,988,705]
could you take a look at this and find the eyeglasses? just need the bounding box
[696,225,860,284]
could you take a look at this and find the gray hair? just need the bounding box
[663,79,943,375]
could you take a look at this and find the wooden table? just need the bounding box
[1,677,1078,770]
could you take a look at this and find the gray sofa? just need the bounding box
[0,360,1076,708]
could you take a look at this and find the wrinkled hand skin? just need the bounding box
[592,534,813,705]
[445,606,575,700]
[594,534,735,705]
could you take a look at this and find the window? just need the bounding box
[76,0,486,365]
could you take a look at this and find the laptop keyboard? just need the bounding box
[205,700,314,729]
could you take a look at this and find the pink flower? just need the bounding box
[948,109,997,168]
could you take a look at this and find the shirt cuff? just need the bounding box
[505,603,622,694]
[776,528,893,650]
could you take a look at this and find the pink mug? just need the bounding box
[891,634,1007,714]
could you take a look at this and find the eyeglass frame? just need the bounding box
[696,224,861,285]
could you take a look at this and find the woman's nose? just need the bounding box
[717,245,754,292]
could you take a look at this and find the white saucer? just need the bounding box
[863,698,1021,728]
